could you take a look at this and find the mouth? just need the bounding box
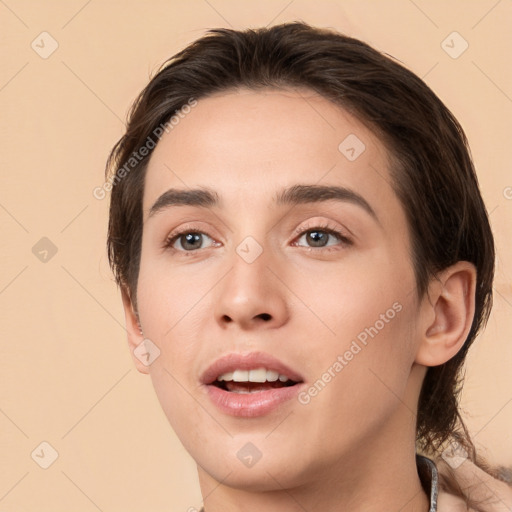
[201,351,305,390]
[200,352,305,417]
[210,369,301,394]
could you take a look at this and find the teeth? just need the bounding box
[232,369,249,382]
[249,368,267,382]
[266,370,279,382]
[217,367,291,383]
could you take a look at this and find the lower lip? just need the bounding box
[204,383,306,418]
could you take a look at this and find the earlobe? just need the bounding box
[415,261,477,367]
[121,286,150,375]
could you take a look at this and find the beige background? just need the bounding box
[1,0,511,510]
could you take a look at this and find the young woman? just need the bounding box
[104,22,512,512]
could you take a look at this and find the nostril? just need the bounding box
[259,313,271,321]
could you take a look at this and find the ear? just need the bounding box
[415,261,477,366]
[121,286,149,375]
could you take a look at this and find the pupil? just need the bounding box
[183,233,201,250]
[308,231,327,247]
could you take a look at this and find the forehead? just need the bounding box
[142,87,398,223]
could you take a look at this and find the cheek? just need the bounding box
[299,260,418,404]
[300,296,418,454]
[289,251,411,341]
[136,265,205,433]
[135,264,207,409]
[136,252,205,337]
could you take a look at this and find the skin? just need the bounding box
[121,88,477,512]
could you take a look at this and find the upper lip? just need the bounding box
[200,351,305,385]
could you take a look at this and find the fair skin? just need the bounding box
[121,88,477,512]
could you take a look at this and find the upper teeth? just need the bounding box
[217,368,291,383]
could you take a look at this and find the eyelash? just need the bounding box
[163,222,352,254]
[291,222,352,251]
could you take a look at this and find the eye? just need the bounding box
[163,228,217,252]
[292,222,352,251]
[162,222,352,254]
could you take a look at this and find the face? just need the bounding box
[131,88,426,490]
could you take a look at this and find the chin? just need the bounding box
[206,463,303,491]
[196,448,315,491]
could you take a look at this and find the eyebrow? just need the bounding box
[148,184,380,224]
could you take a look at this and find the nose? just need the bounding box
[213,241,290,331]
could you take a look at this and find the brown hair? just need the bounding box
[105,22,509,509]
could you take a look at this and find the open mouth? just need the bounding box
[211,378,300,394]
[203,362,306,416]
